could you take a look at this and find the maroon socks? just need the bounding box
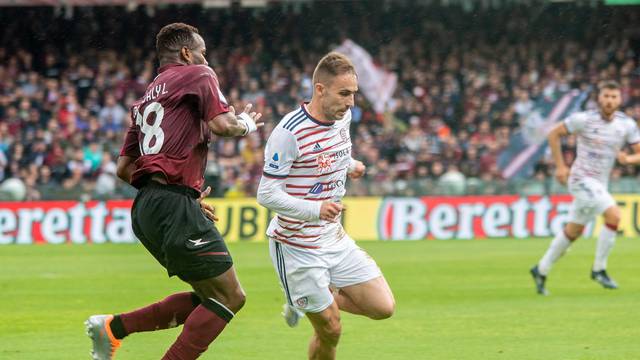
[109,292,235,359]
[162,297,235,360]
[110,292,201,339]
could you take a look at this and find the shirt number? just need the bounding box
[135,102,165,155]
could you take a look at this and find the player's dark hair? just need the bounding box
[156,23,200,60]
[598,80,621,93]
[312,52,356,85]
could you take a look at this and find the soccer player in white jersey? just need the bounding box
[530,81,640,295]
[257,52,395,359]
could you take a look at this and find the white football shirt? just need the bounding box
[565,110,640,185]
[258,104,353,249]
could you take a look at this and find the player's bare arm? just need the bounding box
[617,142,640,165]
[208,103,263,137]
[116,156,137,183]
[547,122,570,185]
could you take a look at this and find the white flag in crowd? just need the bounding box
[335,39,397,114]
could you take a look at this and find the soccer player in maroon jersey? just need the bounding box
[85,23,262,360]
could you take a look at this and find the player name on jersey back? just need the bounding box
[120,63,229,192]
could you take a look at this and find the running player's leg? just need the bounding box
[306,302,341,360]
[335,276,395,320]
[330,238,395,319]
[109,189,217,340]
[109,209,202,339]
[160,192,243,359]
[162,266,245,360]
[537,221,584,276]
[108,292,202,339]
[87,187,196,360]
[269,239,332,327]
[595,205,620,272]
[592,191,620,288]
[330,286,364,315]
[270,240,340,358]
[534,179,596,277]
[529,221,582,295]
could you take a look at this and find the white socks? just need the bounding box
[538,225,617,276]
[538,231,572,276]
[593,225,617,272]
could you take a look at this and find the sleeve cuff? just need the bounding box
[262,171,287,179]
[348,158,357,172]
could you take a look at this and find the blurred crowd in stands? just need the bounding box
[1,2,640,200]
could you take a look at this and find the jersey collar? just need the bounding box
[158,63,184,73]
[301,102,336,127]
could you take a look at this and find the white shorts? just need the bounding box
[269,235,382,314]
[567,178,616,225]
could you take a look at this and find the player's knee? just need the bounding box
[368,300,395,320]
[226,288,246,313]
[317,320,342,345]
[199,288,245,314]
[603,205,621,227]
[605,214,621,227]
[563,226,582,241]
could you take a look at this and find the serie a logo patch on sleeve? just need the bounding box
[269,153,280,169]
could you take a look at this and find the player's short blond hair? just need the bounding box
[312,52,356,85]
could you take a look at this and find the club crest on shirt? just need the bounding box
[316,153,334,174]
[340,128,349,142]
[296,297,308,308]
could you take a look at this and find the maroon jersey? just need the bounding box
[119,63,229,192]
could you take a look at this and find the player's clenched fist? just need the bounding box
[320,201,344,222]
[348,160,366,179]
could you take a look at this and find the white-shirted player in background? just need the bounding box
[531,80,640,295]
[257,52,395,359]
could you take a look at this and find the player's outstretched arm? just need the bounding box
[208,103,263,137]
[547,122,570,185]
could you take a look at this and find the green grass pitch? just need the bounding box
[1,238,640,359]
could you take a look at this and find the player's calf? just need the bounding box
[314,320,341,346]
[162,298,235,360]
[307,303,342,360]
[309,320,341,360]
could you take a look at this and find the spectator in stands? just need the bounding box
[0,2,639,199]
